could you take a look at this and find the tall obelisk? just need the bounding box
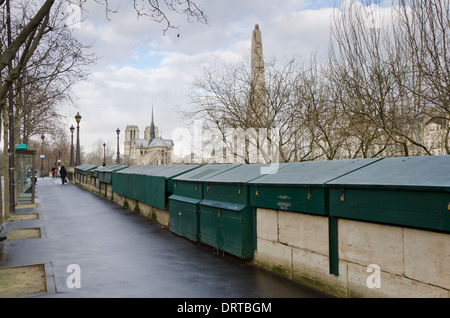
[249,24,267,128]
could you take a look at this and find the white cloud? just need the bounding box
[64,1,340,155]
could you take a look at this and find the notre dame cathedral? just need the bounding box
[123,108,173,165]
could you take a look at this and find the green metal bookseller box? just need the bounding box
[91,167,100,183]
[172,164,241,199]
[112,165,151,201]
[327,156,450,233]
[112,165,200,210]
[249,159,380,215]
[112,165,162,204]
[248,158,381,275]
[144,165,200,210]
[74,164,98,183]
[199,164,273,259]
[169,164,240,242]
[75,164,98,176]
[97,165,128,184]
[133,166,162,204]
[95,164,128,196]
[169,195,202,242]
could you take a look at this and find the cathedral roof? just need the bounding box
[135,137,173,149]
[149,137,173,148]
[136,139,149,147]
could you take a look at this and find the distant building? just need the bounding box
[422,116,446,156]
[123,108,173,165]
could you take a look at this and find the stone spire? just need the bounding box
[150,106,156,141]
[249,24,267,128]
[251,24,264,83]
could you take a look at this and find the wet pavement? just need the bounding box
[0,178,327,298]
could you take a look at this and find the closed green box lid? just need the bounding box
[328,156,450,232]
[173,164,241,181]
[249,159,381,186]
[327,156,450,191]
[148,165,200,178]
[204,163,287,184]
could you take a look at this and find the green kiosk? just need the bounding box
[169,164,240,243]
[199,164,276,259]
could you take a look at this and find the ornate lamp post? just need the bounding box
[70,125,75,166]
[75,112,81,166]
[103,142,106,166]
[116,127,120,164]
[40,133,45,178]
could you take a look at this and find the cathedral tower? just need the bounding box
[124,125,139,164]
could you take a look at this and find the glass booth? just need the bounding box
[15,149,36,205]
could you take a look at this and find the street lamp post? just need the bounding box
[103,143,106,166]
[116,127,120,164]
[75,112,81,166]
[40,133,45,178]
[70,125,75,166]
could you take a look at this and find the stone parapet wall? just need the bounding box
[253,208,450,298]
[112,192,169,227]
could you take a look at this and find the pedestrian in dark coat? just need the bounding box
[60,166,67,184]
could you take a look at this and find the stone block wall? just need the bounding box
[253,208,450,298]
[112,193,169,227]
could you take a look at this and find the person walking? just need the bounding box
[60,165,67,185]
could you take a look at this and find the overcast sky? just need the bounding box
[61,0,387,155]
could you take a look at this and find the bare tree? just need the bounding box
[0,0,53,111]
[326,0,443,157]
[131,0,208,33]
[10,3,97,144]
[0,0,208,112]
[84,140,115,166]
[298,59,349,161]
[187,57,318,164]
[393,0,450,154]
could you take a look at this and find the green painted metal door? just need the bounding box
[174,181,202,199]
[199,205,219,248]
[169,165,242,245]
[169,199,182,236]
[251,185,326,215]
[219,208,248,258]
[199,200,253,259]
[145,175,166,210]
[169,195,201,242]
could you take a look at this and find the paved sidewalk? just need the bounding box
[0,178,326,298]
